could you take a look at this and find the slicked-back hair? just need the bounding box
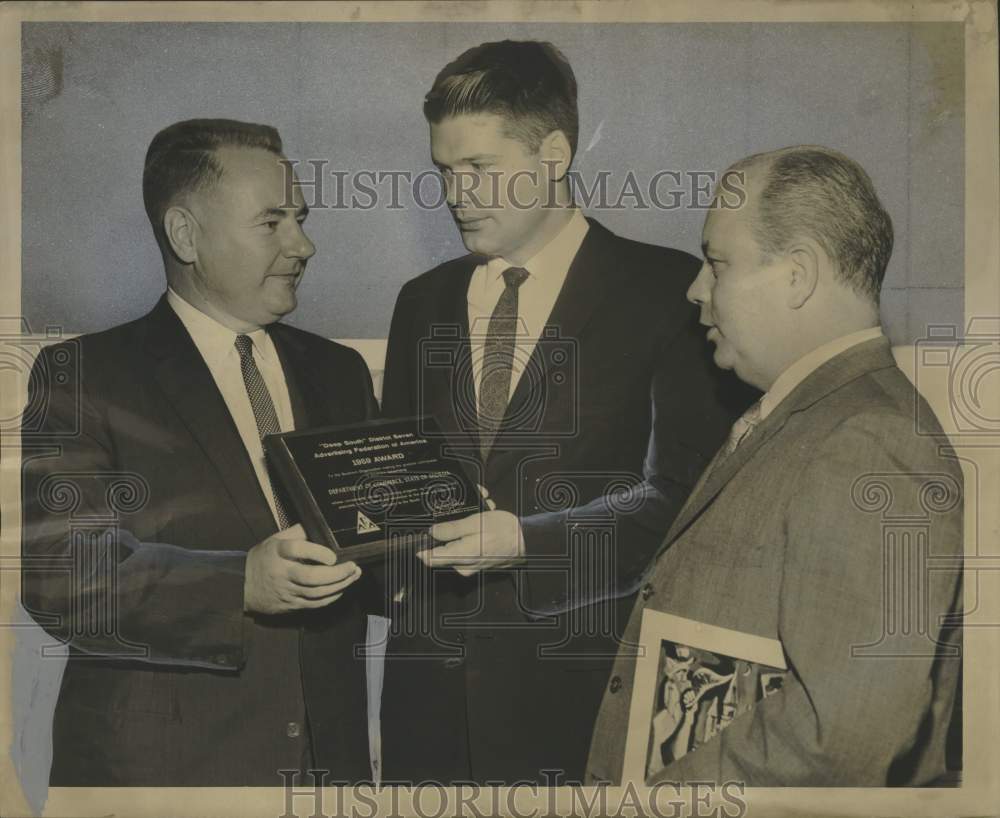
[142,118,283,252]
[730,145,894,303]
[424,40,579,159]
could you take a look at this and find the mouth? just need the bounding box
[704,325,720,342]
[455,215,490,230]
[268,269,303,284]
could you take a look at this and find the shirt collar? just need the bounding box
[759,326,884,420]
[484,208,589,282]
[166,287,272,366]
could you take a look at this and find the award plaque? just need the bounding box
[264,416,484,562]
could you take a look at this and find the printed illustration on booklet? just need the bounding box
[624,609,788,783]
[264,415,484,562]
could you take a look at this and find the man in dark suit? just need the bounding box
[586,146,963,786]
[378,40,751,784]
[21,119,377,785]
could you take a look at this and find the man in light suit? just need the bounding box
[585,145,963,786]
[21,119,377,785]
[378,40,752,783]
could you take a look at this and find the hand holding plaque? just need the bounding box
[421,507,525,577]
[264,416,485,563]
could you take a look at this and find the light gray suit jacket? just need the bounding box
[585,337,963,786]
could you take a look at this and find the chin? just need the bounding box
[459,231,501,257]
[265,296,297,321]
[711,347,736,372]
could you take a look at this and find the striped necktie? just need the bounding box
[478,266,530,460]
[234,333,291,529]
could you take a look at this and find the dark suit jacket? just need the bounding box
[586,337,964,786]
[21,296,378,785]
[377,218,754,783]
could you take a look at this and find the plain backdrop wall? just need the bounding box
[21,21,964,346]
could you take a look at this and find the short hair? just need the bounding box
[142,118,283,251]
[729,146,894,302]
[424,40,579,158]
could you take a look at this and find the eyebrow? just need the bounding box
[252,204,309,221]
[434,153,501,168]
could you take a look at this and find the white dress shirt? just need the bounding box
[759,326,885,421]
[467,208,589,402]
[167,288,295,526]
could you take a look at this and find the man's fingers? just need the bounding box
[290,570,362,599]
[295,592,344,609]
[289,561,360,587]
[417,542,484,576]
[294,578,358,600]
[274,523,306,541]
[417,538,483,566]
[475,486,496,510]
[430,514,482,542]
[278,539,339,565]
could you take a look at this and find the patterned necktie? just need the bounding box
[724,399,764,456]
[478,266,530,460]
[234,333,291,529]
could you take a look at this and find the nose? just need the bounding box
[284,221,316,261]
[686,261,712,306]
[443,171,463,211]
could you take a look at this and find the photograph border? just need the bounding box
[1,2,997,817]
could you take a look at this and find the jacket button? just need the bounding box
[286,721,301,738]
[455,632,465,644]
[609,675,622,693]
[641,584,654,601]
[443,657,464,669]
[214,653,231,666]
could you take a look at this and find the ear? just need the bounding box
[786,240,820,309]
[163,205,199,265]
[539,129,573,182]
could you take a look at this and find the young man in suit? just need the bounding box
[21,119,377,785]
[585,146,964,786]
[378,40,750,784]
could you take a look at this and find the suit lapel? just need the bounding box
[144,297,277,544]
[427,260,481,456]
[271,326,324,429]
[659,337,898,551]
[486,219,614,483]
[661,402,796,547]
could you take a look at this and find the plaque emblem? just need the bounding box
[356,510,381,535]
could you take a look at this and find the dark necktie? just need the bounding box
[234,333,291,529]
[478,266,530,460]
